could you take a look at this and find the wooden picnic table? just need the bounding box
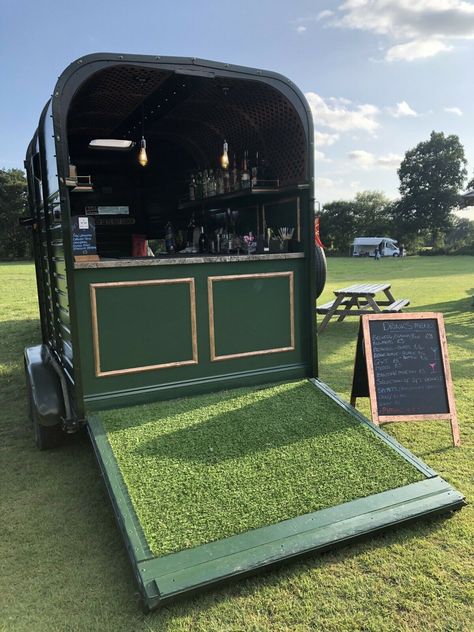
[316,282,410,333]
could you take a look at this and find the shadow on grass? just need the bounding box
[0,318,40,366]
[130,382,352,463]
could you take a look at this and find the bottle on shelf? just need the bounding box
[189,174,196,201]
[241,150,251,189]
[208,169,215,196]
[198,226,208,253]
[187,213,196,248]
[196,172,203,199]
[202,169,209,198]
[165,221,176,255]
[251,151,259,188]
[223,166,230,194]
[216,168,224,195]
[231,154,239,191]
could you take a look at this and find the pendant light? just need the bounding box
[138,105,148,167]
[220,140,229,170]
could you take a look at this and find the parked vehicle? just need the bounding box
[351,237,400,257]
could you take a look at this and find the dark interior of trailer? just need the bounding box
[66,65,309,258]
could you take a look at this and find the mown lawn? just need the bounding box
[1,257,473,632]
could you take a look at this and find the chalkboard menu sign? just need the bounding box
[71,215,97,257]
[351,313,460,446]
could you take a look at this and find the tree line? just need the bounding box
[0,168,31,259]
[320,131,474,255]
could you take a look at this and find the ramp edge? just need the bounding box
[141,476,463,608]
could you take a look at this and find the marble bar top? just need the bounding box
[74,252,305,269]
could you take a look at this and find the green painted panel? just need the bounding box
[94,282,195,374]
[74,258,311,407]
[212,275,292,357]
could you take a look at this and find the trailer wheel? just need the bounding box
[315,245,327,299]
[25,372,63,450]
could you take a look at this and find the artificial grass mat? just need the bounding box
[100,380,423,557]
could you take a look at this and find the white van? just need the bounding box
[351,237,400,257]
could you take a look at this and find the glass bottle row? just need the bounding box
[188,150,263,200]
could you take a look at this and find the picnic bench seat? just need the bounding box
[316,300,336,313]
[383,298,410,312]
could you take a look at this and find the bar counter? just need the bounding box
[74,252,304,269]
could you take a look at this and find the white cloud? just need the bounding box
[319,0,474,61]
[296,25,307,33]
[444,105,463,115]
[315,130,340,146]
[305,92,380,134]
[386,38,452,61]
[315,149,326,160]
[348,150,403,168]
[317,10,335,20]
[387,100,418,117]
[316,176,338,189]
[348,150,376,167]
[376,153,404,167]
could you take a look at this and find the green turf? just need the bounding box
[1,257,473,631]
[101,380,422,556]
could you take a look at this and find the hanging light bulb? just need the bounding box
[138,136,148,167]
[221,140,229,170]
[138,105,148,167]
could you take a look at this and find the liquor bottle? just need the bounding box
[241,150,250,189]
[165,222,176,254]
[223,166,230,194]
[202,170,209,198]
[251,151,259,188]
[211,169,217,196]
[216,168,224,195]
[231,154,239,191]
[198,226,208,253]
[187,213,196,248]
[189,174,196,201]
[196,172,203,199]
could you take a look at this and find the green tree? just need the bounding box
[319,200,355,253]
[352,190,393,236]
[395,131,467,245]
[467,172,474,190]
[0,168,31,259]
[444,216,474,250]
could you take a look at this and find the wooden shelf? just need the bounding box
[177,183,309,210]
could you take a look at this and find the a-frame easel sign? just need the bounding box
[350,313,460,447]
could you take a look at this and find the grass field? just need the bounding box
[1,256,473,631]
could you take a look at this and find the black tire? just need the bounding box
[25,371,63,450]
[393,253,400,257]
[315,245,327,299]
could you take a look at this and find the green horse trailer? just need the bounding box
[23,53,464,610]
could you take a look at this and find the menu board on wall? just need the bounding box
[350,313,460,446]
[71,215,97,257]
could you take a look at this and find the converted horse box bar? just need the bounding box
[23,53,464,609]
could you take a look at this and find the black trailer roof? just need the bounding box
[26,53,315,192]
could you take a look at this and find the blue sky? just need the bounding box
[1,0,473,206]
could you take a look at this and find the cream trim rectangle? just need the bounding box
[90,278,198,377]
[208,272,295,362]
